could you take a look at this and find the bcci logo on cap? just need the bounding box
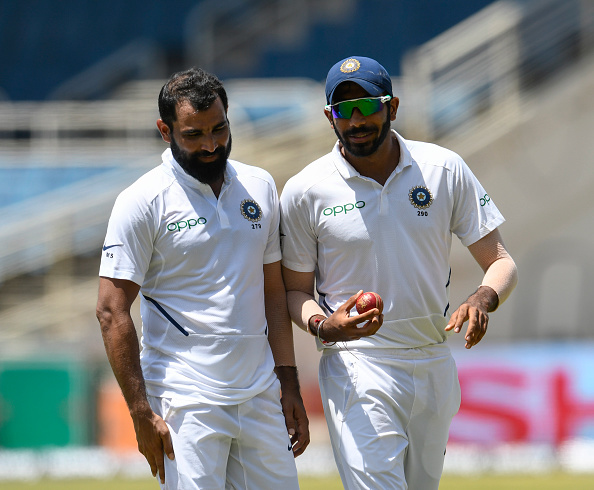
[409,186,433,209]
[241,199,262,222]
[340,58,361,73]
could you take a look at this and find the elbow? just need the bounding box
[508,258,519,298]
[96,301,114,335]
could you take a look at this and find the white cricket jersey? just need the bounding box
[100,149,281,404]
[280,131,505,349]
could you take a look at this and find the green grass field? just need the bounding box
[0,473,593,489]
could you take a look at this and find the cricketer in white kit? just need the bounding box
[97,67,308,490]
[280,56,518,490]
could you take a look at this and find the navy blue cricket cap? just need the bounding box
[325,56,393,104]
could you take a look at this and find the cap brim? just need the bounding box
[327,79,386,104]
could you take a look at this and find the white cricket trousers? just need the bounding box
[148,379,299,490]
[319,344,461,490]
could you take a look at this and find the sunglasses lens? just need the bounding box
[331,105,347,118]
[332,98,383,118]
[358,99,382,116]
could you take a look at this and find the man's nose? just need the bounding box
[349,108,367,126]
[201,134,217,153]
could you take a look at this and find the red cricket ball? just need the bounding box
[355,292,383,315]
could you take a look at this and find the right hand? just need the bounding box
[132,408,175,484]
[320,290,383,343]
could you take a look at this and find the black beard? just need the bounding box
[170,134,232,185]
[335,112,392,158]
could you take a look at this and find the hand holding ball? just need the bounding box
[355,292,383,315]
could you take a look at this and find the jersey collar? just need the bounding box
[331,130,413,180]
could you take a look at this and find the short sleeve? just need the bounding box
[279,180,318,272]
[450,157,505,247]
[262,176,282,265]
[98,189,155,285]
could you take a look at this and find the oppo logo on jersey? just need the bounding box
[167,217,208,232]
[322,200,366,216]
[480,194,491,207]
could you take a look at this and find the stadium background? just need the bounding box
[1,0,594,486]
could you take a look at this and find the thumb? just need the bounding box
[285,414,296,436]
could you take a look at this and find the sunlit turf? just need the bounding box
[0,473,592,489]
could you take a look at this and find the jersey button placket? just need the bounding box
[379,187,389,216]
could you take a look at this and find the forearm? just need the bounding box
[286,289,326,333]
[264,261,297,367]
[480,255,518,306]
[96,278,172,480]
[99,313,151,416]
[266,294,297,367]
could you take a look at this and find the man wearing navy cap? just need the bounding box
[280,56,518,489]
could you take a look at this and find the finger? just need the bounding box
[464,327,474,348]
[291,419,310,457]
[295,414,310,451]
[292,434,310,457]
[463,314,477,345]
[444,311,457,331]
[358,313,382,335]
[468,314,488,348]
[144,454,157,479]
[464,312,481,348]
[365,317,382,335]
[154,449,166,484]
[445,308,464,332]
[370,318,382,335]
[453,307,470,333]
[285,415,296,442]
[343,290,364,311]
[161,430,175,461]
[352,308,380,325]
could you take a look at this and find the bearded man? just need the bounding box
[96,67,309,489]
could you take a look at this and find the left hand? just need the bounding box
[445,286,497,349]
[280,389,310,457]
[275,366,310,457]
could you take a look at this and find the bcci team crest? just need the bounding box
[340,58,361,73]
[241,199,262,222]
[409,186,433,209]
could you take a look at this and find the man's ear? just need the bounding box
[389,97,400,121]
[324,108,335,129]
[156,119,172,143]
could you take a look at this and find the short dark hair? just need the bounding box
[158,68,229,129]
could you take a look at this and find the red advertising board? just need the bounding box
[450,342,594,446]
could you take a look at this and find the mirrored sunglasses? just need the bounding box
[325,95,392,119]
